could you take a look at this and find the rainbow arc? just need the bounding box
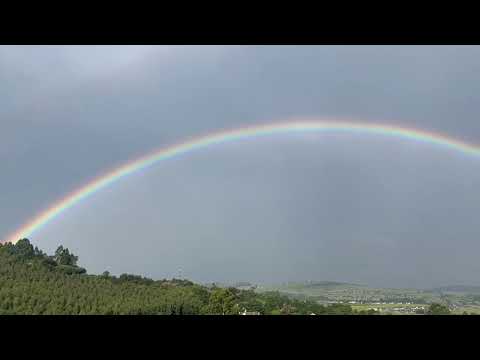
[4,119,480,244]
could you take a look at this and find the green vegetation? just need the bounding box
[0,239,375,315]
[426,303,451,315]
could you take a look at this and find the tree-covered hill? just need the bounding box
[0,239,375,315]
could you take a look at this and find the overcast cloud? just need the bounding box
[2,45,480,288]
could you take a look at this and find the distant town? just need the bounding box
[226,281,480,315]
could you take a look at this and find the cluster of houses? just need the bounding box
[345,300,416,305]
[239,309,318,315]
[370,305,426,314]
[239,309,261,315]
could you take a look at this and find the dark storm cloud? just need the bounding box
[2,46,480,288]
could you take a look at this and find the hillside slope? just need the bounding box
[0,239,365,315]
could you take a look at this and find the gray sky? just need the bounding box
[2,45,480,289]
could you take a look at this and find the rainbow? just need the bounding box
[4,119,480,244]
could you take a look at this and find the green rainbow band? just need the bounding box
[4,119,480,244]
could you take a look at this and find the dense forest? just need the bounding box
[0,239,450,315]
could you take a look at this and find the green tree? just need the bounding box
[13,239,35,259]
[426,303,451,315]
[207,288,238,315]
[54,246,78,266]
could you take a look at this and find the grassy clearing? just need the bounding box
[452,306,480,315]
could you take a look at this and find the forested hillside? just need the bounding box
[0,239,374,315]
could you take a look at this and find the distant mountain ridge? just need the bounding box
[431,285,480,294]
[303,281,365,288]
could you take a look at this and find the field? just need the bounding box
[452,306,480,315]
